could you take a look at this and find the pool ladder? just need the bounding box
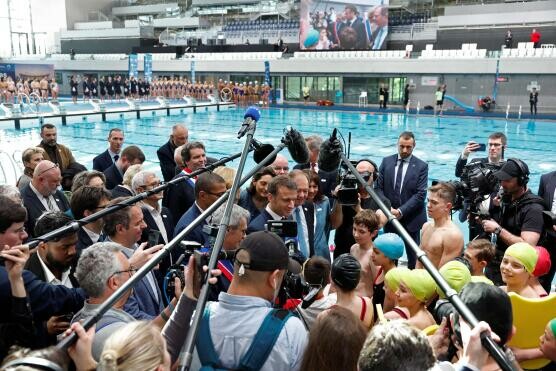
[0,150,22,186]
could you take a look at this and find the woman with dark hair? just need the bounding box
[238,166,276,220]
[301,306,366,371]
[305,170,332,262]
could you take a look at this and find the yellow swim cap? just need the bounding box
[504,242,538,274]
[437,261,472,298]
[401,269,437,302]
[470,275,494,285]
[384,267,410,293]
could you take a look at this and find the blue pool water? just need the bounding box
[3,107,554,192]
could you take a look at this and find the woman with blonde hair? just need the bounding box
[98,321,171,371]
[17,147,45,190]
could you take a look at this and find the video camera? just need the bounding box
[337,160,372,206]
[444,161,502,219]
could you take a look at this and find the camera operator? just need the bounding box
[190,231,308,370]
[455,132,507,239]
[480,159,545,285]
[330,159,388,260]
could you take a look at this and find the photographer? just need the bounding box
[189,231,307,370]
[480,159,545,285]
[331,159,388,260]
[455,132,506,239]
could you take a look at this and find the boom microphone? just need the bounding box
[252,139,276,164]
[318,128,343,172]
[283,126,310,164]
[237,106,261,139]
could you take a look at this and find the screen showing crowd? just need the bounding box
[299,1,389,51]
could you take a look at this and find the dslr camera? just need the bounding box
[337,160,372,206]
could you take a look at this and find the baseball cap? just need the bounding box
[494,160,528,181]
[235,231,301,274]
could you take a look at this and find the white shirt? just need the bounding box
[29,182,60,212]
[108,149,120,164]
[37,252,73,288]
[265,205,285,221]
[394,155,412,193]
[143,203,169,244]
[83,226,101,244]
[552,188,556,214]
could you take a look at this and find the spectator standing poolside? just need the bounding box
[531,28,541,48]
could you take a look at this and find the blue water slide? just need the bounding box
[443,95,475,113]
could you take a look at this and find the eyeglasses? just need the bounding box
[206,191,227,198]
[111,266,137,278]
[36,163,59,177]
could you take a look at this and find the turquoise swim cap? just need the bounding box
[303,29,319,48]
[374,233,405,260]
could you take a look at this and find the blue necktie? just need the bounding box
[393,159,404,206]
[294,207,309,258]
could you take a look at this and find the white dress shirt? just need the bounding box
[393,155,412,193]
[29,182,60,212]
[143,203,169,244]
[37,253,73,288]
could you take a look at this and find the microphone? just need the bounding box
[237,106,261,139]
[252,139,276,164]
[318,128,343,172]
[301,286,321,309]
[282,126,310,164]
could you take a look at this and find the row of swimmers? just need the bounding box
[0,76,59,103]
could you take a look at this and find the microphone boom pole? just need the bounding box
[336,151,516,371]
[28,151,247,249]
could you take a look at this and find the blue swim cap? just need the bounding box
[374,233,405,260]
[303,29,319,48]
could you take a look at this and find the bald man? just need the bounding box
[157,124,189,182]
[20,160,71,238]
[271,154,290,175]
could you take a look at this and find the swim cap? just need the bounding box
[437,261,471,298]
[401,269,437,302]
[374,233,405,260]
[331,254,361,291]
[550,318,556,339]
[384,267,410,293]
[470,275,494,285]
[504,242,538,274]
[533,246,551,277]
[303,29,319,48]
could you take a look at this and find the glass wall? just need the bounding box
[285,76,341,101]
[343,76,407,105]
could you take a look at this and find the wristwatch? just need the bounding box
[494,226,503,236]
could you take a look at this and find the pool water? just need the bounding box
[1,107,555,243]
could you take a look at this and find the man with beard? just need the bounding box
[38,123,76,173]
[24,211,79,345]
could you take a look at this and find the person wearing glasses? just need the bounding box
[173,172,227,248]
[20,160,71,238]
[454,132,507,240]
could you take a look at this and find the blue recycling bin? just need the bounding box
[335,90,343,104]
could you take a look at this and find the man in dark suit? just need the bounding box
[174,172,227,247]
[0,196,86,347]
[289,170,315,258]
[376,131,428,268]
[70,186,111,252]
[454,132,507,239]
[538,170,556,289]
[103,200,166,319]
[293,135,337,198]
[248,175,297,234]
[93,128,124,172]
[163,141,207,225]
[157,124,189,182]
[103,145,145,190]
[21,160,71,238]
[339,4,367,49]
[368,5,389,50]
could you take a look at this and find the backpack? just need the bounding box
[196,306,293,371]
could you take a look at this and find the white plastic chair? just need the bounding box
[358,91,368,107]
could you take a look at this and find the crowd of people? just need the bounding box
[0,75,59,103]
[2,122,556,370]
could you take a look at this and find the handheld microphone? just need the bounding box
[237,106,261,139]
[318,128,343,172]
[252,139,276,164]
[301,286,321,309]
[282,126,310,164]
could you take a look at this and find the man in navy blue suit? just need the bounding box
[376,131,428,268]
[70,185,111,252]
[21,160,71,238]
[0,196,85,334]
[537,170,556,288]
[174,172,227,247]
[103,145,145,190]
[93,128,124,172]
[248,175,297,234]
[157,124,189,183]
[339,4,367,49]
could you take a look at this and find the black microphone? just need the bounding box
[318,128,343,172]
[301,286,321,309]
[252,139,276,164]
[237,106,261,139]
[282,126,310,164]
[179,241,237,260]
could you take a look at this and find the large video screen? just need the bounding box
[300,0,389,50]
